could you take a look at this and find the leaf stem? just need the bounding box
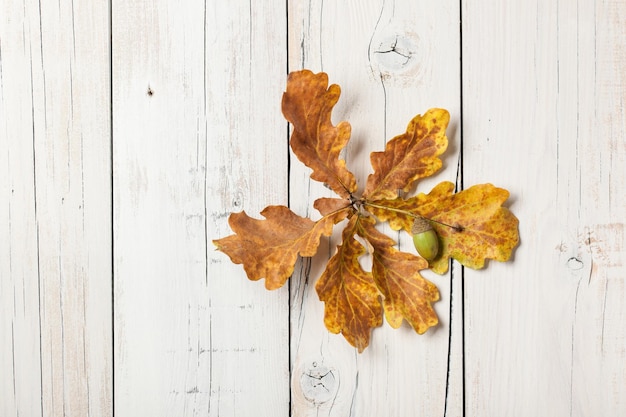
[362,201,463,232]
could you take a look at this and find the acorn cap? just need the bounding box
[411,217,432,234]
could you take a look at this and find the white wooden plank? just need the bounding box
[287,1,462,416]
[0,0,112,416]
[462,0,626,415]
[112,1,289,416]
[0,4,43,416]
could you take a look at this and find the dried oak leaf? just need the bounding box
[359,216,439,333]
[282,70,357,199]
[316,215,382,352]
[362,108,449,200]
[316,215,439,351]
[366,182,519,274]
[213,205,348,290]
[313,197,352,216]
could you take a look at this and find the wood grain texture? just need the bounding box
[462,0,626,415]
[287,1,462,416]
[112,1,289,416]
[3,1,626,416]
[0,0,112,416]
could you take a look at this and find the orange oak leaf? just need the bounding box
[281,70,357,199]
[359,216,440,333]
[316,215,383,352]
[366,182,519,274]
[213,205,349,290]
[362,108,449,200]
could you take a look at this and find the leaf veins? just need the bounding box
[316,215,382,352]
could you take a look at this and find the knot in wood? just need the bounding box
[372,34,417,72]
[299,362,337,405]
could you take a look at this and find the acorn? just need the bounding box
[412,217,439,261]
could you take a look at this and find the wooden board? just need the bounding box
[2,0,626,416]
[462,1,626,415]
[112,1,289,416]
[0,0,112,416]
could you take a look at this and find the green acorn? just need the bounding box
[412,217,439,261]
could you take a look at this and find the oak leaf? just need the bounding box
[359,217,439,333]
[366,182,519,274]
[213,205,348,290]
[282,70,357,199]
[316,215,382,352]
[313,197,352,216]
[315,215,439,352]
[362,108,449,200]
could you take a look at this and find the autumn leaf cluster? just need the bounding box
[214,70,519,352]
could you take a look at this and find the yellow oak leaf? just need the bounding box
[366,182,519,274]
[359,216,440,333]
[362,108,449,200]
[316,215,383,352]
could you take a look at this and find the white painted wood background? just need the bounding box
[1,0,625,416]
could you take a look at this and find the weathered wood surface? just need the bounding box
[1,1,625,416]
[462,2,626,415]
[0,0,112,416]
[112,1,289,416]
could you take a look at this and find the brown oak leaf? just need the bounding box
[213,205,349,290]
[366,182,519,274]
[316,215,383,352]
[313,197,352,216]
[362,108,449,200]
[281,70,357,199]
